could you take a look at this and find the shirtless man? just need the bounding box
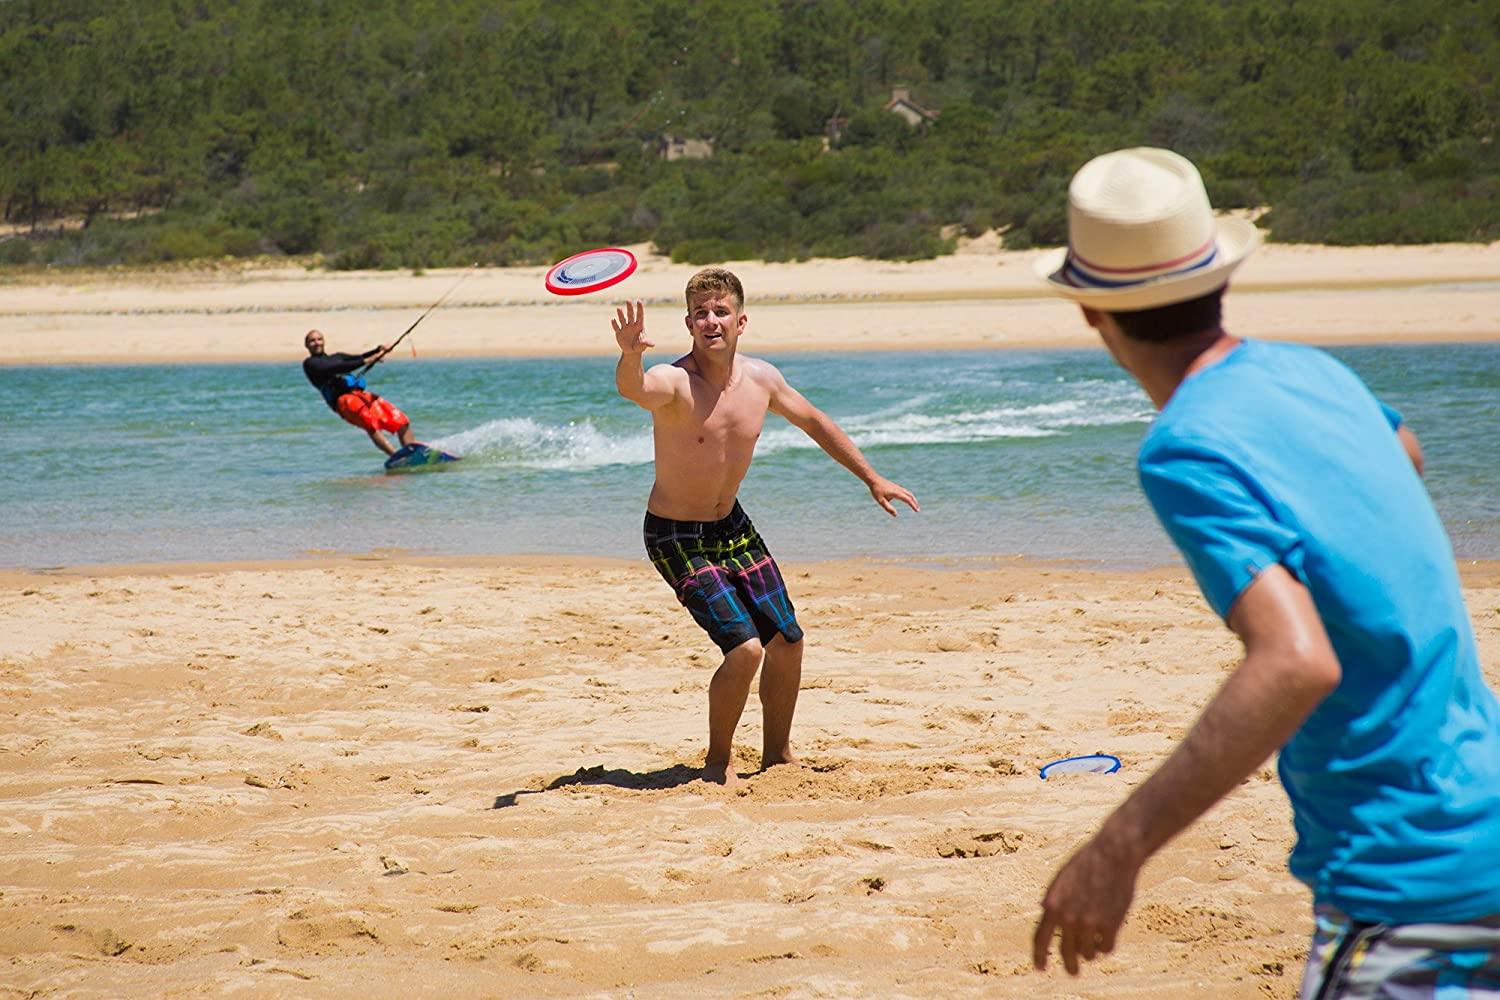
[612,267,918,786]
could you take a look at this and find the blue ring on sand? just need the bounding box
[1039,753,1122,779]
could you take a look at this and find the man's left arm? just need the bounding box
[765,365,918,516]
[1378,399,1424,478]
[1032,565,1341,976]
[1396,425,1424,477]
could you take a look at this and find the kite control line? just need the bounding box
[359,268,474,375]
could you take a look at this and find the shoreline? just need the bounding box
[6,549,1498,583]
[1,326,1497,368]
[1,240,1497,365]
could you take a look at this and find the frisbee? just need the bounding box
[1039,753,1121,779]
[544,247,638,296]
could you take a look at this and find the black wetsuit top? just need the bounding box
[303,348,380,411]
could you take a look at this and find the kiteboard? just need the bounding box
[384,443,460,473]
[544,247,638,296]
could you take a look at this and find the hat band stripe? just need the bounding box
[1069,235,1218,276]
[1061,241,1220,290]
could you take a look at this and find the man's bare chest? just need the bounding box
[682,383,769,444]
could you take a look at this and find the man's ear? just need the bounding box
[1080,305,1106,330]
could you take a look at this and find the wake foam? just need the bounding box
[429,384,1148,465]
[431,418,652,470]
[759,387,1150,452]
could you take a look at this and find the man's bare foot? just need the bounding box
[703,761,741,787]
[759,749,803,771]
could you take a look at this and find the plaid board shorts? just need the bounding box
[1300,904,1500,999]
[644,500,804,655]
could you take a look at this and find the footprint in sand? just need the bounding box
[52,923,131,956]
[933,829,1026,859]
[1135,901,1254,943]
[275,911,380,954]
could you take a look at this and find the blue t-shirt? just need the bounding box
[1138,338,1500,924]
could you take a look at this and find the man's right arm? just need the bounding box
[612,301,678,411]
[616,354,678,411]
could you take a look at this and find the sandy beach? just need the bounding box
[0,239,1497,365]
[4,242,1499,997]
[3,555,1494,998]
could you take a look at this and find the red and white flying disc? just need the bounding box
[544,247,638,296]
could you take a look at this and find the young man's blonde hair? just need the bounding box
[684,267,744,311]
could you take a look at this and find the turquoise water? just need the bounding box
[4,344,1497,569]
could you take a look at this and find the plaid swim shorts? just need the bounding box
[1300,904,1500,999]
[644,500,804,655]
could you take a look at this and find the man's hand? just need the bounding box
[1032,837,1139,975]
[612,301,654,354]
[614,301,676,411]
[869,477,919,517]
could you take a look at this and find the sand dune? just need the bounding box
[1,240,1496,365]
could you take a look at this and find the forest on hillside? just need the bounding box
[1,0,1497,269]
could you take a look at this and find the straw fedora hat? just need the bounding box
[1032,147,1261,311]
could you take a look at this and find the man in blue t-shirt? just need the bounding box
[1028,147,1500,996]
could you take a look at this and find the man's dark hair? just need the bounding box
[1110,287,1224,342]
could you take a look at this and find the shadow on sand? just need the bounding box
[492,762,704,809]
